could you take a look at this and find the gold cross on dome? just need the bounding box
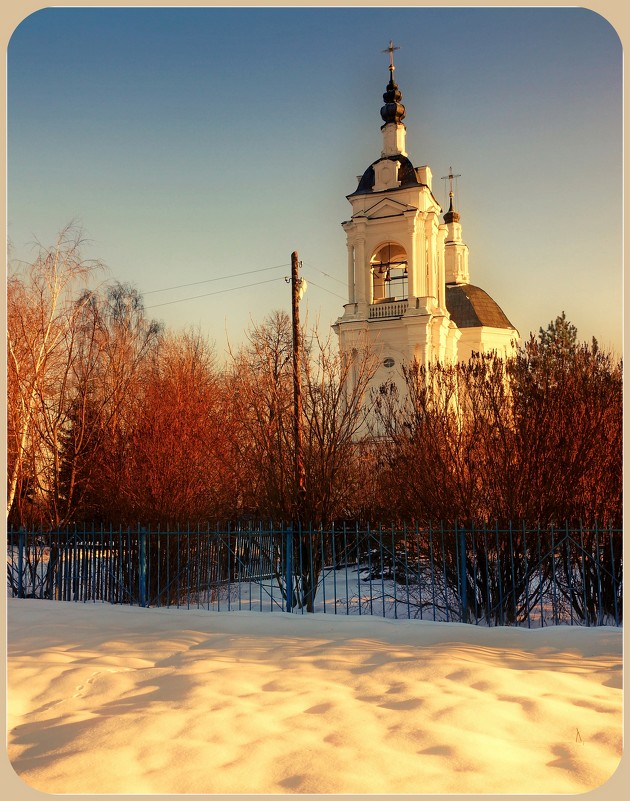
[382,40,400,72]
[441,166,462,198]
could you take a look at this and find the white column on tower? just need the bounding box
[347,242,355,304]
[354,237,367,305]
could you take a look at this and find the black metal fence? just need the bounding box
[6,523,622,627]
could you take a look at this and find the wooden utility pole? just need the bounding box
[290,251,307,522]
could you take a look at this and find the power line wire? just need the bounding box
[143,263,290,295]
[302,261,347,287]
[142,260,347,310]
[145,277,285,309]
[304,279,346,301]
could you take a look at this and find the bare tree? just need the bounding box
[226,311,294,522]
[117,328,225,525]
[7,225,103,526]
[81,282,163,523]
[372,315,622,527]
[226,312,378,610]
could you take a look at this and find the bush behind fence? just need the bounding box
[7,523,622,627]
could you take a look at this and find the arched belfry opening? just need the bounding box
[371,242,408,303]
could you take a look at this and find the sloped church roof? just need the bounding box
[445,283,515,330]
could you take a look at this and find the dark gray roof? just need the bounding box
[445,283,515,330]
[352,155,421,195]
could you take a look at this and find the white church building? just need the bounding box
[333,45,518,395]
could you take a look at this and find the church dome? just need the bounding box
[380,76,406,125]
[353,155,421,195]
[445,283,516,330]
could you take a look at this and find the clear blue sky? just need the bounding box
[7,6,623,356]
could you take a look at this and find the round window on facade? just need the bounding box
[383,357,395,368]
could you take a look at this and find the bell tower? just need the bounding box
[333,43,460,395]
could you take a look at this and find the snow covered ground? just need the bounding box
[6,597,622,795]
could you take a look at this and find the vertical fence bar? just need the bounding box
[482,528,490,626]
[92,523,100,602]
[429,523,436,622]
[197,526,202,610]
[145,527,151,608]
[356,523,361,616]
[115,527,120,604]
[566,523,574,626]
[246,528,252,611]
[125,527,130,605]
[61,529,67,601]
[609,525,619,627]
[226,524,232,611]
[366,526,374,616]
[579,522,588,626]
[522,523,530,629]
[391,524,398,619]
[109,524,115,603]
[206,525,212,611]
[416,524,423,621]
[299,523,305,614]
[285,525,293,613]
[459,523,468,623]
[138,526,147,609]
[61,529,67,602]
[95,524,101,602]
[302,520,310,615]
[216,526,222,612]
[551,526,558,625]
[320,526,326,613]
[112,524,117,603]
[174,523,182,609]
[509,522,517,624]
[608,525,620,626]
[236,528,242,611]
[331,523,338,615]
[595,522,603,626]
[257,525,263,612]
[84,524,91,602]
[270,524,275,612]
[94,524,99,601]
[454,522,461,621]
[63,530,69,602]
[495,523,504,626]
[403,524,411,620]
[56,528,63,602]
[99,524,105,602]
[155,527,160,608]
[166,529,172,608]
[378,524,385,618]
[17,527,24,599]
[72,529,79,602]
[441,524,449,623]
[471,526,478,625]
[534,525,542,626]
[343,523,349,615]
[307,523,313,614]
[186,525,191,610]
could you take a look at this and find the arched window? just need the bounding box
[371,242,408,302]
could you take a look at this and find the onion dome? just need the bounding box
[380,40,405,126]
[443,192,460,224]
[380,75,406,125]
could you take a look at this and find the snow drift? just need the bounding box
[7,598,622,794]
